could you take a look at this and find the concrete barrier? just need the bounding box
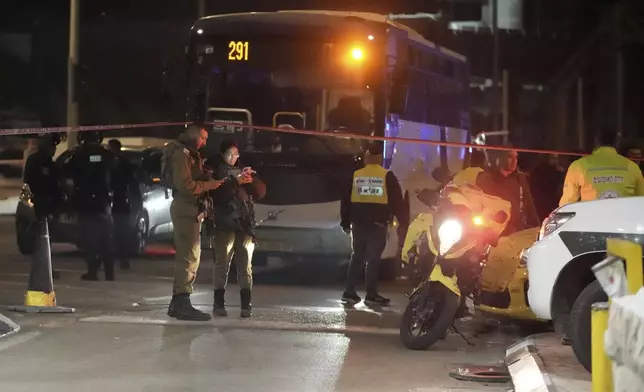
[505,335,555,392]
[506,333,591,392]
[604,290,644,392]
[0,312,20,339]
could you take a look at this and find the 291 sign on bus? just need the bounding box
[228,41,249,61]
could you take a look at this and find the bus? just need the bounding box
[184,10,471,271]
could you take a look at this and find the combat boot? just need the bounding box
[167,294,211,321]
[213,289,227,317]
[240,288,252,318]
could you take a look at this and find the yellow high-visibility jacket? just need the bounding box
[559,147,644,206]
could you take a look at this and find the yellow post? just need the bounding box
[606,238,643,294]
[591,302,612,392]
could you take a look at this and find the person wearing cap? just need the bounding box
[340,143,408,305]
[23,134,66,279]
[559,128,644,206]
[106,139,141,270]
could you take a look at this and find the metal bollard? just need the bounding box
[591,302,612,392]
[624,243,643,295]
[606,238,643,295]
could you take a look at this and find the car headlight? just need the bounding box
[438,219,462,255]
[518,248,529,267]
[538,212,575,240]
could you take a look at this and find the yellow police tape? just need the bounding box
[24,290,57,307]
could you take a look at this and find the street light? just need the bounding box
[66,0,79,148]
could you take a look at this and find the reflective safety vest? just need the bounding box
[560,146,644,206]
[351,164,389,205]
[451,167,484,186]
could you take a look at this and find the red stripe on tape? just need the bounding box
[0,120,596,158]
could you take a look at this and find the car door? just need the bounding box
[139,150,172,237]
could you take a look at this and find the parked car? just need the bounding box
[522,196,644,372]
[16,144,174,256]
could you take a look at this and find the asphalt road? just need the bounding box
[0,217,522,392]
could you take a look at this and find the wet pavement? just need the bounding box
[0,217,522,391]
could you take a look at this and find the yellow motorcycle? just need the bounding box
[399,183,512,350]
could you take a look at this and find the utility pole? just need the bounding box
[577,78,585,151]
[502,69,509,144]
[615,5,624,138]
[66,0,80,148]
[198,0,206,18]
[491,0,502,144]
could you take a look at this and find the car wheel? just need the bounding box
[131,214,149,256]
[16,217,37,255]
[570,280,607,372]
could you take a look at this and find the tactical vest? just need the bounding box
[350,164,389,205]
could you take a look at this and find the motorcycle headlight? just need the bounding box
[538,212,575,240]
[438,219,462,255]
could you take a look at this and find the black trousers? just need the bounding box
[112,213,131,264]
[79,211,114,278]
[345,222,387,296]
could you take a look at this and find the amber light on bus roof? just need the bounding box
[350,47,364,61]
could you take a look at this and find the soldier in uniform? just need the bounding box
[340,143,407,305]
[162,125,224,321]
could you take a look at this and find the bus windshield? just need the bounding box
[192,32,383,156]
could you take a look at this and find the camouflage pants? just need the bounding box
[213,230,254,290]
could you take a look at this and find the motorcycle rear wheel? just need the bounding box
[400,284,460,350]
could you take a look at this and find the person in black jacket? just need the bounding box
[23,133,66,279]
[529,154,564,221]
[107,139,141,270]
[206,139,266,318]
[476,148,541,236]
[65,132,116,281]
[24,134,66,221]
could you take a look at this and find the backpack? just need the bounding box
[160,142,180,197]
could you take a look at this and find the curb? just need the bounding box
[0,312,20,339]
[505,335,556,392]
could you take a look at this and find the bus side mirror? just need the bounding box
[389,68,408,115]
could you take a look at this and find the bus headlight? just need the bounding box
[438,219,462,255]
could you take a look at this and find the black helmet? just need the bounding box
[77,131,103,145]
[51,132,63,147]
[36,133,62,151]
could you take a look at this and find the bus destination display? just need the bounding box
[228,41,249,61]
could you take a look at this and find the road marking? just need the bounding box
[133,302,404,316]
[79,314,400,336]
[0,331,41,352]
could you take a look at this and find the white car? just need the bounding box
[522,196,644,372]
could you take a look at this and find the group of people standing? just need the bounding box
[22,124,644,324]
[24,132,139,281]
[163,125,265,322]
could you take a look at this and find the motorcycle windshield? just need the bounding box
[439,184,511,237]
